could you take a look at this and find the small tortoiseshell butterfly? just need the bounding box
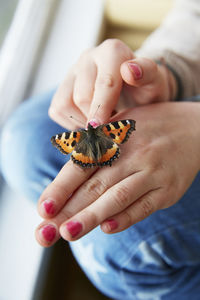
[51,119,136,168]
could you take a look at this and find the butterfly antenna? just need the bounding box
[93,104,100,119]
[70,115,85,126]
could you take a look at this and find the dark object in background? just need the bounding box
[32,239,110,300]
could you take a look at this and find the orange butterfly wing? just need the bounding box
[51,119,136,168]
[102,119,136,144]
[97,143,120,167]
[51,131,81,154]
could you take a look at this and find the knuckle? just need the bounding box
[95,73,115,88]
[74,93,89,106]
[84,177,107,199]
[48,104,66,123]
[48,93,68,120]
[100,39,132,60]
[113,185,130,210]
[102,38,124,51]
[82,209,98,228]
[140,194,154,218]
[122,210,133,228]
[59,209,72,221]
[48,105,60,120]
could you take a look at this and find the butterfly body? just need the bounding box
[51,119,136,168]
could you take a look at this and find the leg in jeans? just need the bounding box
[0,89,68,202]
[1,91,200,299]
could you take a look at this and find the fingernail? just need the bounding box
[128,62,142,80]
[40,224,57,242]
[88,118,100,128]
[66,221,83,238]
[107,219,118,231]
[42,199,56,215]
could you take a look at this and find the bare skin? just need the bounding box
[35,39,200,246]
[48,39,177,129]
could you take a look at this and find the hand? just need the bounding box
[48,39,177,130]
[35,101,200,246]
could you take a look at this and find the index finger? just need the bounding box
[88,40,134,124]
[88,66,122,124]
[38,160,96,218]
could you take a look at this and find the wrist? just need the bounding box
[156,59,181,101]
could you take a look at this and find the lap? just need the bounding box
[70,180,200,299]
[0,89,68,202]
[1,90,200,299]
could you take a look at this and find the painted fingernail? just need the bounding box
[128,62,142,80]
[43,199,56,215]
[66,221,83,238]
[88,118,100,128]
[40,224,57,242]
[107,219,118,231]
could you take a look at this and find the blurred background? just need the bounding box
[0,0,172,299]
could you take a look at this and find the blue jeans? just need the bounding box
[1,90,200,300]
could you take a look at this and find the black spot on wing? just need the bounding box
[109,133,115,139]
[73,132,77,138]
[71,140,76,147]
[121,120,128,126]
[121,119,136,144]
[57,133,62,139]
[106,124,111,131]
[112,121,120,129]
[65,132,71,139]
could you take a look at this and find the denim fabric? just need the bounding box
[1,90,200,299]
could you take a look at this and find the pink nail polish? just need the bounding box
[41,224,56,242]
[43,199,55,215]
[88,119,100,128]
[66,221,83,238]
[128,62,142,79]
[107,219,118,231]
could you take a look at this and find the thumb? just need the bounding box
[120,57,158,87]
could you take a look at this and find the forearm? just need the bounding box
[135,0,200,99]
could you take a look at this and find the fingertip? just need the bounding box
[87,107,112,125]
[60,220,83,241]
[120,60,142,86]
[35,223,59,247]
[87,118,101,128]
[121,58,158,86]
[101,219,119,234]
[38,198,57,219]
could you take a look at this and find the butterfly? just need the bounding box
[51,119,136,168]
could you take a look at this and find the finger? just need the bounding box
[73,58,97,118]
[87,65,123,124]
[36,150,137,246]
[36,146,139,246]
[49,73,86,130]
[61,153,139,215]
[88,41,133,124]
[37,160,96,219]
[59,170,154,241]
[120,57,158,87]
[101,188,162,234]
[35,222,60,247]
